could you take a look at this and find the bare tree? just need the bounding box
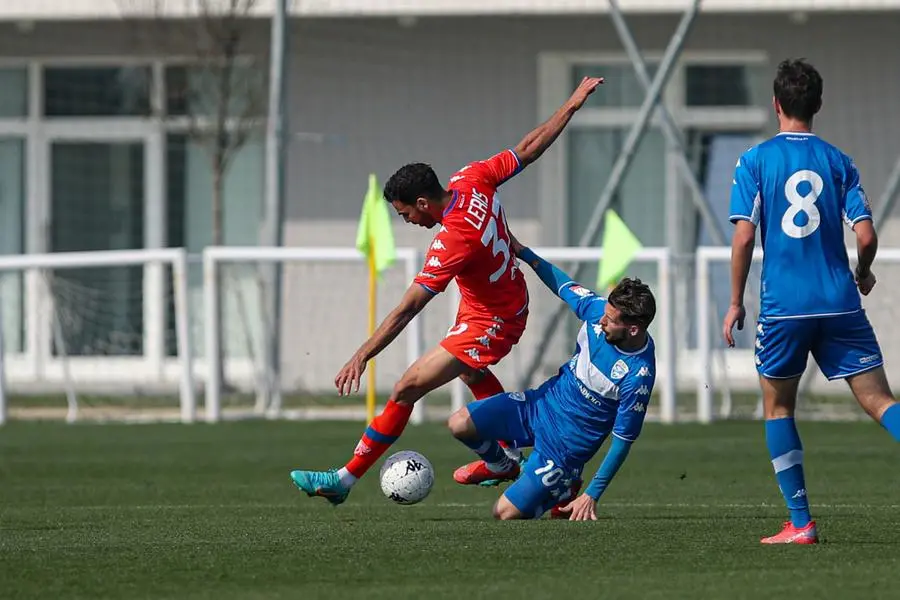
[122,0,266,245]
[119,0,268,393]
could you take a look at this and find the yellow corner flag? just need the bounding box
[356,174,396,423]
[356,174,396,276]
[597,209,643,291]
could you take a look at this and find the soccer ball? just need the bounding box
[379,450,434,505]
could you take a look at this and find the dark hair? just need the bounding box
[773,58,823,123]
[383,163,444,206]
[608,277,656,329]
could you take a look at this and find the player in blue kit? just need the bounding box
[447,237,656,520]
[724,59,900,544]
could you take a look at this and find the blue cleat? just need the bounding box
[290,469,350,506]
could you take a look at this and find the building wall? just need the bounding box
[1,13,899,397]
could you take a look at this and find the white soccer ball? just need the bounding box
[379,450,435,505]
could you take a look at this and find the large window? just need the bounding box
[0,67,27,355]
[44,66,153,117]
[0,68,28,117]
[0,60,265,368]
[0,138,25,354]
[49,141,146,356]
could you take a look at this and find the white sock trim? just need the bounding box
[771,449,803,473]
[337,467,358,488]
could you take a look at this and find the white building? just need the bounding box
[1,1,898,418]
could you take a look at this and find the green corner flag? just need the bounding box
[355,173,396,276]
[597,209,642,290]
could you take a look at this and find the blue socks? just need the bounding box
[766,417,811,528]
[880,404,900,441]
[460,438,511,468]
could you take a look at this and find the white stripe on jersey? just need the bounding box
[573,323,619,401]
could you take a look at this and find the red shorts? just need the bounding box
[440,310,528,370]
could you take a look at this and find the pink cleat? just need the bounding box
[453,459,519,486]
[761,521,819,545]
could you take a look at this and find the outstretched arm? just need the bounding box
[513,76,603,169]
[512,236,606,322]
[335,283,433,396]
[560,437,633,521]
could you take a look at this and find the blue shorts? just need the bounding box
[467,390,535,449]
[467,390,581,519]
[755,310,883,380]
[504,449,581,519]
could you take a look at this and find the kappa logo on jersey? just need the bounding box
[569,285,592,297]
[427,256,442,268]
[757,323,764,335]
[637,366,652,377]
[465,348,481,362]
[631,402,646,413]
[610,359,629,380]
[755,338,765,351]
[485,325,500,337]
[592,323,604,337]
[431,239,446,251]
[439,225,448,233]
[475,335,491,348]
[636,385,650,396]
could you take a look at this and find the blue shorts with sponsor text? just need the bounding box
[755,310,883,380]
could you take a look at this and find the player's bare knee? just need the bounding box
[493,497,524,520]
[391,376,423,406]
[847,367,896,420]
[492,502,513,521]
[760,376,799,419]
[458,369,485,387]
[447,407,475,439]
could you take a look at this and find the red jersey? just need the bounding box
[414,149,529,320]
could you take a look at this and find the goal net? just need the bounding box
[0,249,196,424]
[202,246,426,422]
[203,245,675,424]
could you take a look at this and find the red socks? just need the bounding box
[466,370,504,400]
[345,400,413,478]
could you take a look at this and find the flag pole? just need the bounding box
[366,233,377,424]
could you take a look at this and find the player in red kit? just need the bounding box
[290,76,604,506]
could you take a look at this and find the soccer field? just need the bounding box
[1,420,897,599]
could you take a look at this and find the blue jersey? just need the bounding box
[730,132,872,319]
[530,282,656,468]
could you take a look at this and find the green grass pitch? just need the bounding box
[1,420,898,599]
